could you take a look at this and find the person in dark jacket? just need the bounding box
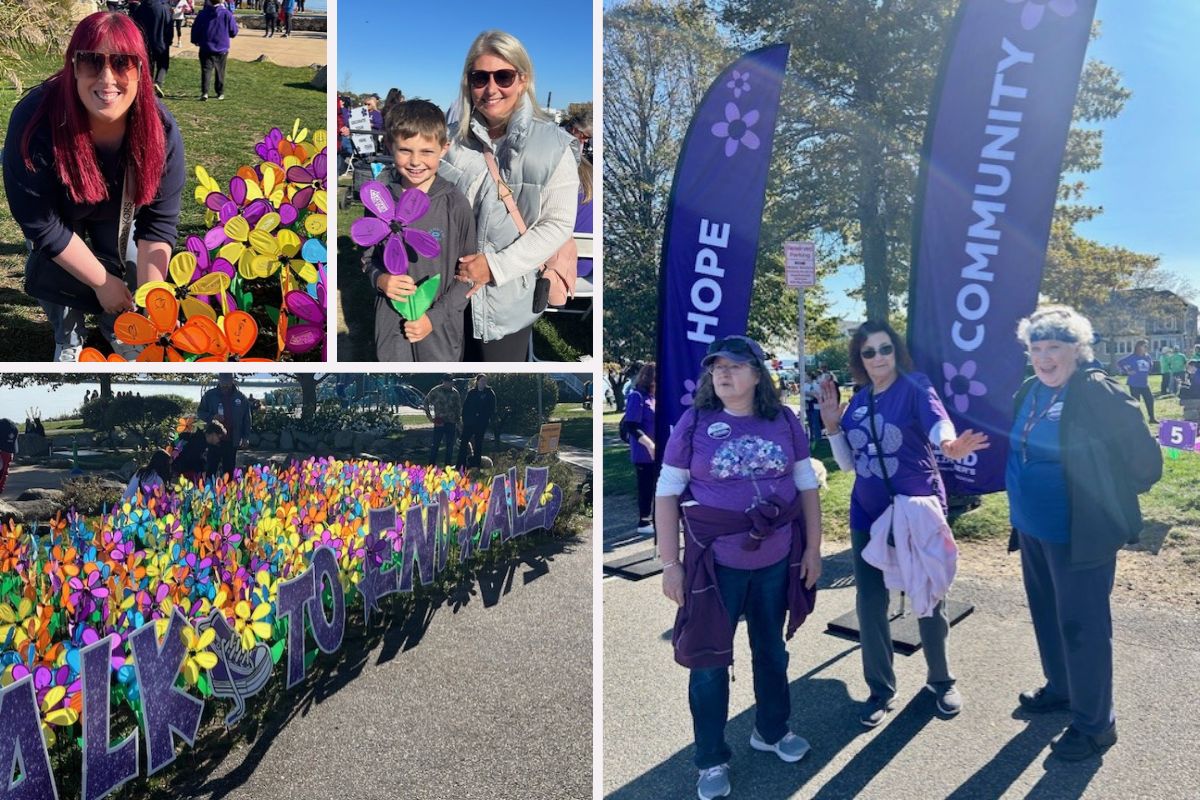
[1007,305,1162,762]
[173,420,224,483]
[261,0,278,36]
[656,335,823,800]
[455,374,496,469]
[190,0,238,101]
[365,100,475,362]
[197,373,252,478]
[131,0,172,96]
[0,418,18,495]
[622,362,656,534]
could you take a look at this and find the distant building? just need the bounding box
[1085,288,1199,369]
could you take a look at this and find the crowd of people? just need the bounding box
[624,306,1164,799]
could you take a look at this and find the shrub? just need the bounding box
[491,374,558,440]
[60,476,123,517]
[104,394,194,447]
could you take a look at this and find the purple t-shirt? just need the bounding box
[664,406,810,569]
[623,390,655,464]
[1118,354,1153,389]
[840,372,950,531]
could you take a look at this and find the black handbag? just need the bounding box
[23,175,135,314]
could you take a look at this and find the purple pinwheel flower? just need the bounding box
[68,570,108,619]
[711,102,761,158]
[286,149,327,210]
[284,287,327,360]
[1006,0,1078,31]
[255,127,286,165]
[942,361,987,414]
[680,378,698,407]
[349,180,441,275]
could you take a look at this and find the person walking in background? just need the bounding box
[425,375,462,466]
[132,0,173,97]
[191,0,237,101]
[456,374,496,469]
[1168,346,1187,398]
[622,363,656,535]
[1118,340,1156,424]
[198,373,251,478]
[1157,345,1172,396]
[819,321,988,728]
[280,0,295,37]
[802,370,823,443]
[171,0,191,47]
[0,418,18,495]
[261,0,277,37]
[1006,305,1161,761]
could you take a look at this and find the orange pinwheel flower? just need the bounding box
[113,287,214,362]
[77,348,127,362]
[188,311,274,362]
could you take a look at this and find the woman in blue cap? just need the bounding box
[656,334,822,800]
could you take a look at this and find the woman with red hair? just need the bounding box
[2,11,185,361]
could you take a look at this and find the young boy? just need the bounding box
[367,100,476,362]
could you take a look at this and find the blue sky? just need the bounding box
[336,1,594,113]
[822,1,1200,319]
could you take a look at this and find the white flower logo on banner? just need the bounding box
[1006,0,1078,31]
[711,103,761,158]
[680,377,698,407]
[726,69,751,98]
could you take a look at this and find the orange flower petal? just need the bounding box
[114,313,158,346]
[225,311,258,357]
[144,288,179,333]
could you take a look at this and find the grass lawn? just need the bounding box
[0,51,326,361]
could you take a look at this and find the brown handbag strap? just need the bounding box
[482,149,528,235]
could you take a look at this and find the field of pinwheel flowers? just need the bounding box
[0,53,327,361]
[0,456,560,764]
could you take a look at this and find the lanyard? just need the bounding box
[1020,383,1064,464]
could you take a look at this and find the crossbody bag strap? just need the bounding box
[865,388,896,498]
[482,149,528,235]
[118,169,136,274]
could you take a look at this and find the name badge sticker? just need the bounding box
[707,422,731,440]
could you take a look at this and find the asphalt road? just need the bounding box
[151,523,593,800]
[603,539,1200,799]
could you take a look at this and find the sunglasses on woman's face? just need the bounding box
[468,69,519,89]
[74,51,139,78]
[860,344,895,360]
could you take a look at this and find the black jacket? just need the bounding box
[1008,368,1162,568]
[461,387,497,429]
[133,0,174,53]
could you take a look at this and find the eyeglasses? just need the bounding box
[468,69,520,89]
[74,51,140,78]
[860,344,895,360]
[707,362,751,376]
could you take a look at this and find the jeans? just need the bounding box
[429,422,457,465]
[806,406,823,442]
[264,13,276,35]
[689,556,790,769]
[1129,384,1155,421]
[38,299,124,354]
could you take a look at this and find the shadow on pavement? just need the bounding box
[154,530,582,800]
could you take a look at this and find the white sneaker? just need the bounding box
[750,729,810,762]
[109,340,143,361]
[53,344,82,362]
[697,764,730,799]
[636,523,654,535]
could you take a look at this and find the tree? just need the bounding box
[282,373,331,422]
[491,374,558,441]
[720,2,1145,321]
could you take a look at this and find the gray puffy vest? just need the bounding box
[441,97,573,342]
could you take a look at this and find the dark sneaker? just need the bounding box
[750,728,810,763]
[1051,724,1117,761]
[926,682,963,716]
[1018,686,1070,713]
[859,695,895,728]
[697,764,731,799]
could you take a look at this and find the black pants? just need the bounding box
[283,12,293,35]
[634,462,657,525]
[464,311,534,362]
[456,424,487,468]
[149,47,169,87]
[174,19,183,40]
[199,49,227,96]
[429,422,457,465]
[1129,384,1155,421]
[264,13,276,35]
[206,439,237,479]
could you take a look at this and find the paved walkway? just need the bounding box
[172,23,326,68]
[603,533,1200,799]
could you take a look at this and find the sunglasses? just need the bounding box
[706,336,756,357]
[468,69,520,89]
[860,344,895,360]
[74,51,139,78]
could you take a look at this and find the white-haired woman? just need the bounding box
[441,30,579,362]
[1007,305,1161,761]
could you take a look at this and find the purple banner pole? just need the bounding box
[907,0,1097,493]
[654,44,790,452]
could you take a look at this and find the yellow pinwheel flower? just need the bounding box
[244,229,318,284]
[234,600,272,651]
[134,251,231,322]
[39,685,80,748]
[0,598,34,651]
[180,625,218,686]
[220,212,282,277]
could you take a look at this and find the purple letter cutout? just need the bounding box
[0,676,57,800]
[81,634,137,800]
[277,566,314,690]
[309,546,345,654]
[128,610,203,776]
